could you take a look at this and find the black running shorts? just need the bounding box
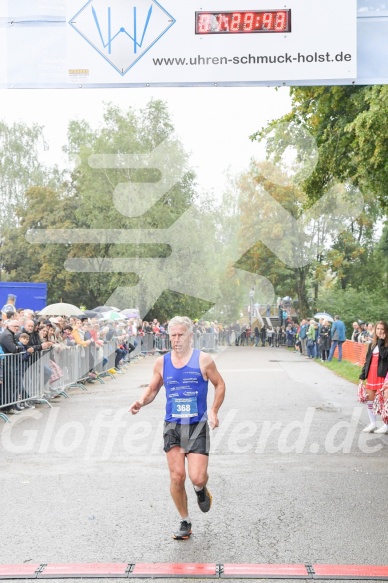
[163,421,210,455]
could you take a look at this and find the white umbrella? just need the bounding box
[39,302,84,317]
[314,312,334,322]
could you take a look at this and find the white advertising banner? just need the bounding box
[66,0,357,85]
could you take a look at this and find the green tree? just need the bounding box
[234,160,321,316]
[63,99,219,314]
[249,87,386,306]
[0,121,54,227]
[0,100,232,317]
[317,286,388,335]
[1,186,81,303]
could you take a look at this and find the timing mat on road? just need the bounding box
[1,563,388,580]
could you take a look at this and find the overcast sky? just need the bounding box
[0,86,292,193]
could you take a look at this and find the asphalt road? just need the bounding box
[1,345,387,582]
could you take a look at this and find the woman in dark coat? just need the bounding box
[319,319,331,361]
[359,321,388,433]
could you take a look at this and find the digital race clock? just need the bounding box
[195,10,291,34]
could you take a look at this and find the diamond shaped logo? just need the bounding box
[69,0,176,76]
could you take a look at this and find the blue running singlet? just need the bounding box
[163,349,209,424]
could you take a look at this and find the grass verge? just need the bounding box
[286,347,362,384]
[318,358,361,385]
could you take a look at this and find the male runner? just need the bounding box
[128,316,226,540]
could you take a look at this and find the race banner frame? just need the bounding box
[1,0,388,87]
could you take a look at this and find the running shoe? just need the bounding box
[173,520,192,540]
[195,486,212,512]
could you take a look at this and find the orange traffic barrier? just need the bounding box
[333,340,367,366]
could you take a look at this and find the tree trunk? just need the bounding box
[296,267,310,317]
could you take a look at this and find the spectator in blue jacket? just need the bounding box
[327,315,347,362]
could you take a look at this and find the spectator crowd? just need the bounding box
[0,299,144,415]
[1,292,388,434]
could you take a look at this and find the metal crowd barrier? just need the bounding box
[154,334,171,353]
[0,340,123,423]
[0,350,52,422]
[0,332,220,423]
[48,345,94,394]
[193,333,218,352]
[49,340,121,393]
[128,336,142,358]
[136,333,172,355]
[139,333,154,354]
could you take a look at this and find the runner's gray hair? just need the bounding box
[168,316,193,334]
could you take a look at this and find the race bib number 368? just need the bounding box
[172,397,198,418]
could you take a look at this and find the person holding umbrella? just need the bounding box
[314,312,334,323]
[319,319,332,361]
